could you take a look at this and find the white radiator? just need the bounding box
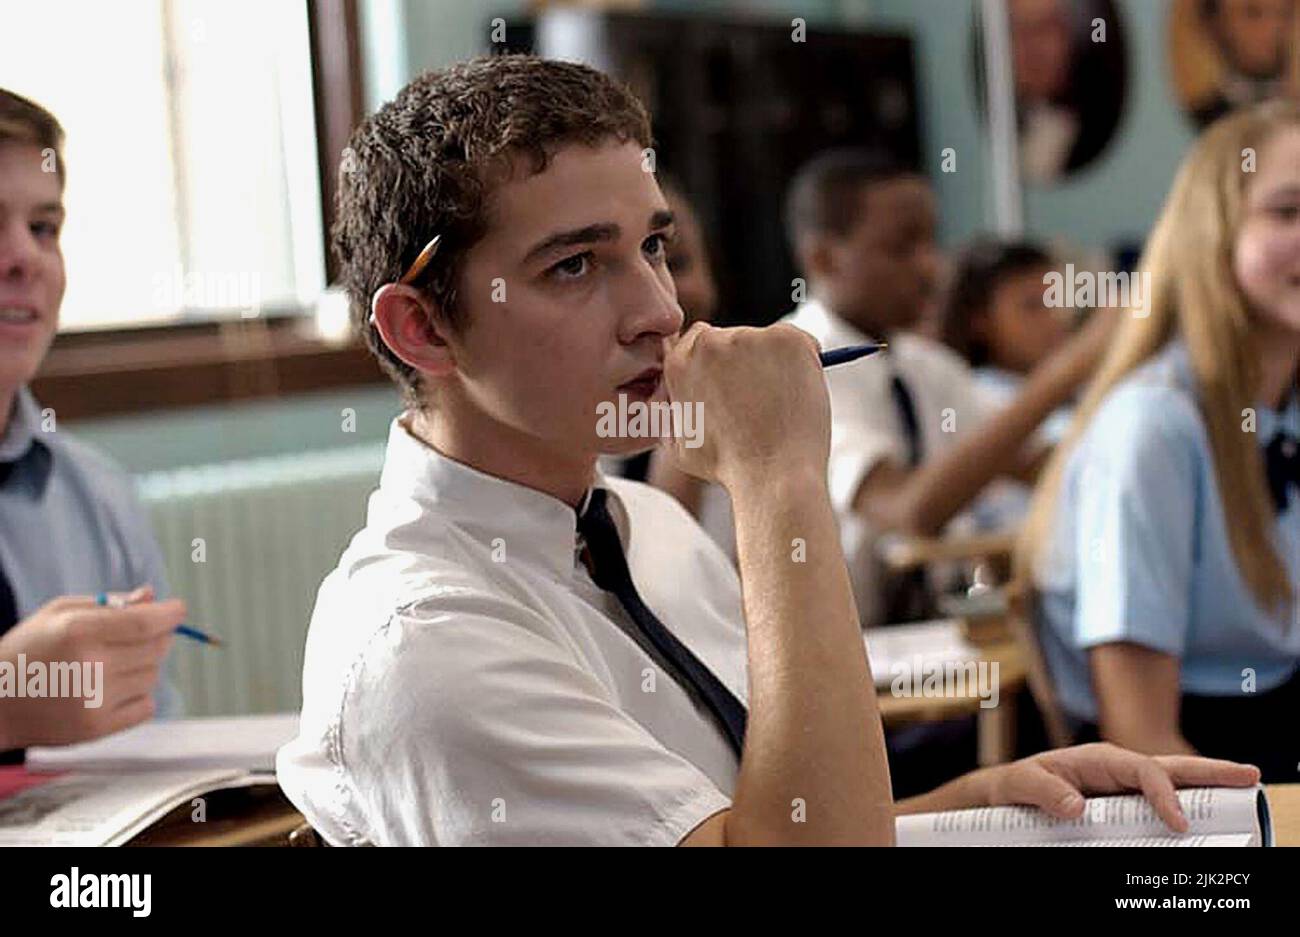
[138,443,384,716]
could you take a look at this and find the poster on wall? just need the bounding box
[976,0,1129,185]
[1169,0,1298,129]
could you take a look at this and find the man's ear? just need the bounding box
[801,233,837,282]
[370,283,457,378]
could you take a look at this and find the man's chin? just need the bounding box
[0,353,44,398]
[594,436,660,458]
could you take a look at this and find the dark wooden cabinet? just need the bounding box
[493,9,921,325]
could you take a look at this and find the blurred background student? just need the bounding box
[782,148,1111,627]
[1019,99,1300,781]
[0,89,184,755]
[938,237,1075,531]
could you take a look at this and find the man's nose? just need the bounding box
[619,266,684,341]
[0,220,39,281]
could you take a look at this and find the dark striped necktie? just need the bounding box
[0,459,23,763]
[886,371,932,621]
[1264,431,1299,514]
[577,488,747,757]
[890,373,924,468]
[0,459,17,638]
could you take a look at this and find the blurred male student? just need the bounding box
[784,149,1112,626]
[277,56,1258,846]
[0,89,183,756]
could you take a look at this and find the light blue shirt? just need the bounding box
[1037,342,1300,722]
[0,387,181,717]
[969,366,1073,532]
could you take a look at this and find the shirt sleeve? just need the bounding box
[823,367,906,515]
[340,590,732,846]
[1070,384,1200,657]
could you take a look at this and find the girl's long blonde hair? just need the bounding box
[1017,99,1300,616]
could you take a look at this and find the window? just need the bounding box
[2,0,326,331]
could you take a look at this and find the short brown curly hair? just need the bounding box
[334,55,653,402]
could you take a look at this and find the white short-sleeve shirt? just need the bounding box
[784,301,996,625]
[277,418,747,845]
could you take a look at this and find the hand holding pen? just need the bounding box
[97,586,222,647]
[0,588,188,747]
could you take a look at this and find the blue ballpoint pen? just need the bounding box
[95,592,224,647]
[818,342,888,368]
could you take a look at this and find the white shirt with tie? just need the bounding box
[277,418,746,845]
[784,300,996,626]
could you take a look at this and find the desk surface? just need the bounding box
[1267,784,1299,846]
[876,639,1027,723]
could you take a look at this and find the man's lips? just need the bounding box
[0,305,43,338]
[617,367,662,396]
[0,304,41,325]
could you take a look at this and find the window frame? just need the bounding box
[32,0,382,420]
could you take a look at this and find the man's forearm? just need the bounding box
[724,465,894,845]
[898,355,1082,535]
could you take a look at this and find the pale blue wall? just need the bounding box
[81,0,1191,473]
[363,0,1190,253]
[68,386,400,474]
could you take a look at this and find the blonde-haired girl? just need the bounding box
[1019,99,1300,781]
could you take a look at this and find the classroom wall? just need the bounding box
[68,386,399,474]
[69,0,1193,474]
[362,0,1191,255]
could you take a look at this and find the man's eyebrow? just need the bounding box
[34,202,65,215]
[522,222,620,265]
[521,209,677,266]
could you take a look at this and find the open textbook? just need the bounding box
[25,712,299,773]
[0,769,274,846]
[1,713,299,846]
[896,786,1273,847]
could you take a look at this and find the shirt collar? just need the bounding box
[795,298,876,347]
[796,298,920,378]
[378,415,619,582]
[1157,341,1300,442]
[0,386,42,461]
[0,387,54,492]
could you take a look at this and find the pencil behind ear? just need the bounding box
[369,283,457,379]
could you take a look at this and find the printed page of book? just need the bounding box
[0,768,259,846]
[896,787,1267,847]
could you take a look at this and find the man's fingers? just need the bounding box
[102,668,163,705]
[101,694,156,735]
[1133,760,1189,833]
[104,632,175,669]
[1155,755,1261,789]
[38,594,101,613]
[1047,744,1189,832]
[90,601,187,645]
[1001,764,1086,820]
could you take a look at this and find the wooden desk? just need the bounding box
[876,639,1028,768]
[1266,784,1300,846]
